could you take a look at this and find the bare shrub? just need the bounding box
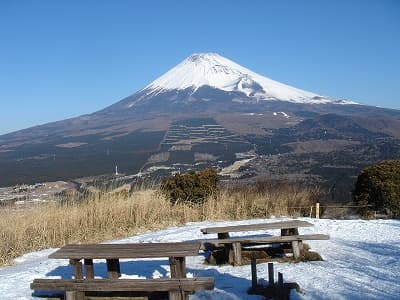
[160,168,219,204]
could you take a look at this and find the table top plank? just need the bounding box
[200,220,313,234]
[49,242,200,259]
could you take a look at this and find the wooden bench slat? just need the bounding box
[200,220,313,234]
[31,278,214,292]
[49,242,200,259]
[201,234,329,245]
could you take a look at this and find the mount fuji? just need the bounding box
[105,53,355,114]
[0,53,400,196]
[137,53,347,104]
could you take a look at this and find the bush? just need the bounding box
[160,168,219,204]
[353,160,400,217]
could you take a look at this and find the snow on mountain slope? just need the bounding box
[143,53,356,104]
[1,217,399,299]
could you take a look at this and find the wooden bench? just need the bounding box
[31,242,214,300]
[200,220,329,265]
[31,278,214,300]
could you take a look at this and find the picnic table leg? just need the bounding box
[106,259,121,279]
[169,256,186,278]
[68,260,84,300]
[228,242,242,266]
[298,240,304,252]
[169,257,188,300]
[232,242,242,266]
[169,289,186,300]
[69,259,83,279]
[65,291,84,300]
[84,259,94,279]
[281,227,303,258]
[292,241,301,260]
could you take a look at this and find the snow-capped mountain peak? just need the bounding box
[143,52,356,104]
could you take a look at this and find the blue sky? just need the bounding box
[0,0,399,134]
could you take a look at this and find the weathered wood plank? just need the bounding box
[49,242,200,259]
[200,220,313,234]
[201,234,329,245]
[30,278,215,292]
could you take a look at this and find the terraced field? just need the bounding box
[142,118,254,176]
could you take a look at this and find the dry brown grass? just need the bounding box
[0,182,319,266]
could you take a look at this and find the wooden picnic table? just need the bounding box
[49,242,201,280]
[32,242,214,300]
[200,220,328,265]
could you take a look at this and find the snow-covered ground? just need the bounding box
[1,217,399,299]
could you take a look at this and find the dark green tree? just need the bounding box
[353,160,400,217]
[160,168,219,205]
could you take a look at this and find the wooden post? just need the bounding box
[106,259,121,279]
[292,241,301,260]
[298,241,304,252]
[169,257,186,278]
[268,262,274,287]
[69,259,83,279]
[232,242,242,266]
[251,258,257,289]
[228,246,234,265]
[169,257,188,300]
[316,202,320,219]
[84,259,94,279]
[169,289,187,300]
[277,272,284,300]
[178,257,186,278]
[66,260,84,300]
[65,291,84,300]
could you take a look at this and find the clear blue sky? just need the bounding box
[1,0,399,135]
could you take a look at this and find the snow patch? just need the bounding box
[273,111,290,118]
[242,113,263,116]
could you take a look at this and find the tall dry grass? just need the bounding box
[0,182,319,265]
